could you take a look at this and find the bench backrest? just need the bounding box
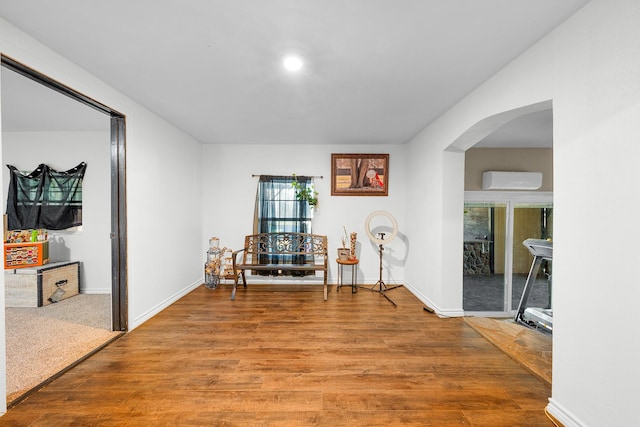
[241,232,327,265]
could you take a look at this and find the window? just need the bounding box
[256,175,313,234]
[6,162,86,230]
[255,175,314,277]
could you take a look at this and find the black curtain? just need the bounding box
[6,162,87,230]
[258,175,311,235]
[256,175,313,276]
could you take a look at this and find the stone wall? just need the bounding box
[463,241,492,274]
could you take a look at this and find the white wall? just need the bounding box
[405,1,640,425]
[3,131,112,293]
[0,16,204,415]
[202,144,407,286]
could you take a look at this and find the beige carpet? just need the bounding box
[5,294,121,404]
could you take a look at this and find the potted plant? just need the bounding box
[338,226,350,260]
[291,174,318,207]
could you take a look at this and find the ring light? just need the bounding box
[365,210,398,245]
[362,210,402,306]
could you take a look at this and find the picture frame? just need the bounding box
[331,153,389,196]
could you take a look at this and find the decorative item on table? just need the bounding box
[349,232,357,260]
[337,226,351,261]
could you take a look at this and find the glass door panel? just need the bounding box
[463,203,507,311]
[511,205,553,311]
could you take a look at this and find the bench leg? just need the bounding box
[232,270,247,301]
[323,274,328,301]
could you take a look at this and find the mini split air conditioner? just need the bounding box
[482,171,542,190]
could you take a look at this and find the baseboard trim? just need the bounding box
[546,398,586,427]
[402,280,464,318]
[130,279,202,330]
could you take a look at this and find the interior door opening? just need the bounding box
[1,55,127,330]
[463,195,552,316]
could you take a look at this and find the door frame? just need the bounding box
[464,191,552,316]
[1,55,128,331]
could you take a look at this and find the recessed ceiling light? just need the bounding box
[283,55,303,72]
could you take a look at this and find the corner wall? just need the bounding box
[405,1,640,425]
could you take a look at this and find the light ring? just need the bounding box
[365,211,398,245]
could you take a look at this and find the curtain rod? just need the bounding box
[251,174,323,179]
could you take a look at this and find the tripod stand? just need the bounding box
[361,233,402,306]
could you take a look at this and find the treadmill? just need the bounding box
[514,238,553,332]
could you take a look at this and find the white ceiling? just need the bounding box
[0,1,588,146]
[1,67,110,132]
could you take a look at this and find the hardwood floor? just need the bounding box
[0,284,555,426]
[464,317,552,385]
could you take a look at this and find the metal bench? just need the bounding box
[231,232,328,301]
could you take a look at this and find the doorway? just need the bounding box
[463,193,553,316]
[1,55,127,331]
[1,57,127,403]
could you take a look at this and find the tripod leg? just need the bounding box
[358,242,400,306]
[381,292,397,307]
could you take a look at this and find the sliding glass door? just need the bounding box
[511,204,553,311]
[463,193,553,316]
[463,203,507,312]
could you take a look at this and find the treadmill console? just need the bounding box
[522,238,552,260]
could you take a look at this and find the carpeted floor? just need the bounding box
[5,294,121,404]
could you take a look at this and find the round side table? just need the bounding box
[336,258,359,293]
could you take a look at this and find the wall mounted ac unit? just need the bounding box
[482,171,542,190]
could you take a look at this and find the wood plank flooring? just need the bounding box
[0,284,555,426]
[464,317,552,385]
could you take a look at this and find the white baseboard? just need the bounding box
[80,288,111,295]
[546,398,586,427]
[403,281,464,318]
[130,279,202,330]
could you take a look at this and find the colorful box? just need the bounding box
[4,241,50,269]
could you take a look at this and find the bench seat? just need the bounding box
[232,232,328,301]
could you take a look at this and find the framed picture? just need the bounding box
[331,153,389,196]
